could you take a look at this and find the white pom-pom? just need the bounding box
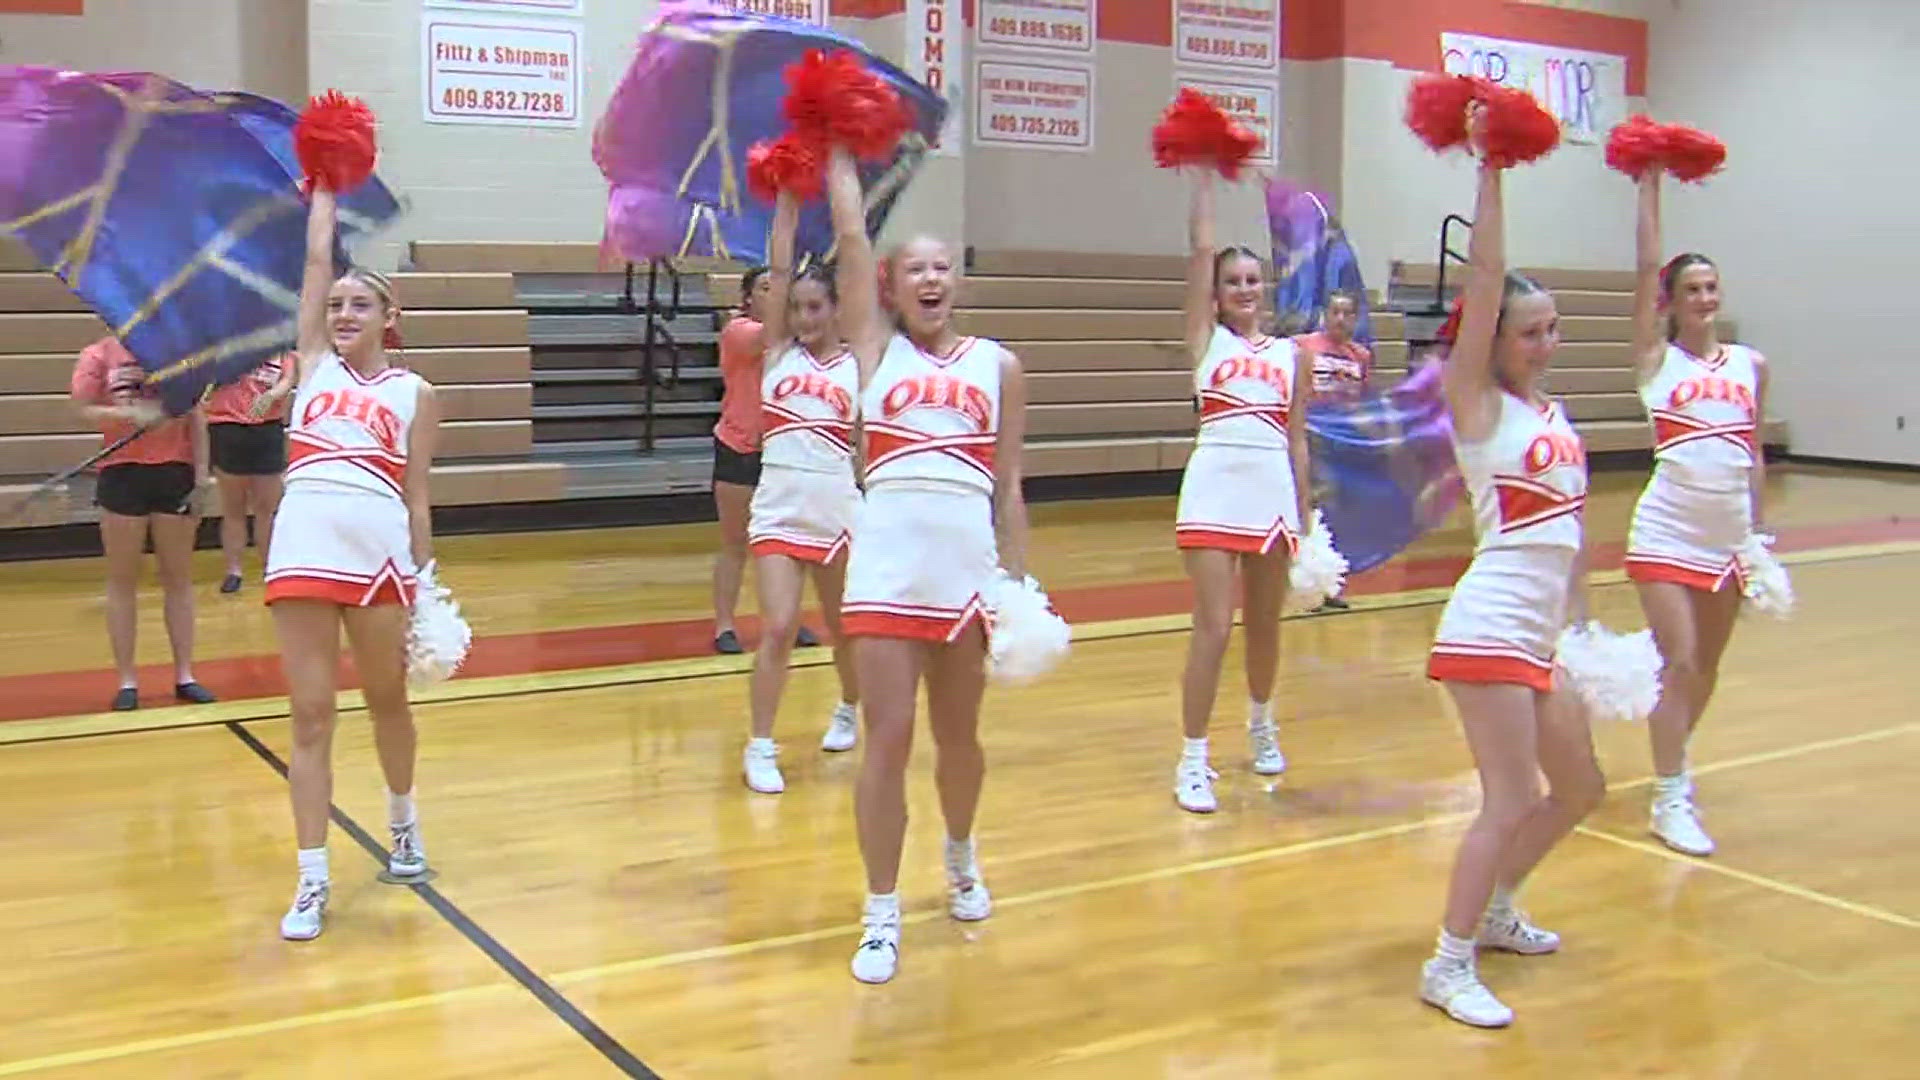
[406,560,472,687]
[1734,532,1793,619]
[1554,621,1663,724]
[983,569,1071,684]
[1285,508,1349,614]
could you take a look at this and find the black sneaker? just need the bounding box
[174,681,217,704]
[111,687,139,712]
[796,626,820,648]
[219,573,243,594]
[714,630,743,655]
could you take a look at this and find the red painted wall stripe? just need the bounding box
[834,0,1644,95]
[0,0,83,12]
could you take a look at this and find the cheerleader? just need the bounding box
[1171,170,1314,813]
[818,149,1028,984]
[69,337,217,711]
[1623,172,1765,857]
[1420,156,1606,1028]
[204,353,289,593]
[255,187,438,941]
[740,190,862,794]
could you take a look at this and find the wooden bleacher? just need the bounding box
[0,237,563,530]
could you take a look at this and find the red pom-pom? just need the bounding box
[1152,88,1259,179]
[1605,114,1666,179]
[746,133,825,204]
[295,90,378,193]
[782,49,913,161]
[1404,73,1480,153]
[1660,123,1726,183]
[1477,83,1560,168]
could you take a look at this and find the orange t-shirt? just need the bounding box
[713,316,766,454]
[204,354,289,425]
[70,338,196,468]
[1296,332,1373,396]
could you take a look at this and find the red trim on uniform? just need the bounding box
[749,533,850,565]
[1623,554,1739,593]
[1427,648,1555,692]
[1176,523,1298,557]
[264,573,413,607]
[841,594,986,643]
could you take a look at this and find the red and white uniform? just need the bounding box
[264,353,424,606]
[1625,343,1760,592]
[1175,325,1302,556]
[1428,393,1588,692]
[748,342,861,563]
[840,333,1002,642]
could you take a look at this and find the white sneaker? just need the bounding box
[1420,958,1513,1027]
[1175,758,1218,813]
[744,741,785,794]
[1248,717,1286,776]
[1479,908,1561,955]
[280,878,329,941]
[945,841,992,922]
[820,704,858,752]
[1651,795,1715,856]
[851,903,901,984]
[388,821,427,878]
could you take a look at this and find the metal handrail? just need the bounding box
[1434,213,1473,310]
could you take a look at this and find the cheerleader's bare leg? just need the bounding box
[274,599,343,940]
[810,557,860,752]
[1239,548,1289,776]
[1175,549,1237,811]
[343,605,424,881]
[1639,581,1741,855]
[744,553,806,793]
[1482,686,1604,953]
[925,623,991,923]
[850,635,921,983]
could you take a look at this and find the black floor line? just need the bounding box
[224,720,660,1078]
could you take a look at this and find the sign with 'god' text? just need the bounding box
[1440,31,1628,146]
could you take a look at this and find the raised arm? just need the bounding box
[404,382,441,570]
[292,190,338,388]
[761,191,799,351]
[1183,173,1217,364]
[1442,161,1507,444]
[1288,340,1313,529]
[993,349,1030,579]
[1628,172,1665,384]
[824,148,885,378]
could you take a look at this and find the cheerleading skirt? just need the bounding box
[1427,544,1577,693]
[840,481,996,643]
[1624,464,1751,593]
[264,481,417,607]
[1174,442,1301,557]
[748,463,860,565]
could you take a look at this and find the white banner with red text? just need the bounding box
[422,12,582,128]
[972,57,1093,152]
[907,0,966,156]
[1174,74,1277,167]
[1175,0,1279,74]
[1439,31,1629,146]
[976,0,1094,55]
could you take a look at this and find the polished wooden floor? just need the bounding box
[1,466,1917,1077]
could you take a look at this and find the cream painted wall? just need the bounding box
[0,0,251,90]
[1651,0,1919,465]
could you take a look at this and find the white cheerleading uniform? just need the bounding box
[1174,325,1302,556]
[840,334,1003,642]
[1625,343,1760,593]
[748,343,862,564]
[1427,393,1588,692]
[264,353,425,607]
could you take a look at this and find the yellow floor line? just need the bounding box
[0,983,518,1077]
[1574,826,1920,931]
[4,538,1915,748]
[6,719,1912,1074]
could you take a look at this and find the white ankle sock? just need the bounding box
[1654,773,1689,801]
[945,836,976,864]
[1487,886,1516,918]
[864,892,900,919]
[1434,928,1475,966]
[748,736,775,751]
[1249,699,1273,724]
[387,790,416,826]
[1182,736,1208,762]
[297,846,329,883]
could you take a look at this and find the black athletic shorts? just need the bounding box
[209,421,287,476]
[96,462,196,517]
[712,436,762,487]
